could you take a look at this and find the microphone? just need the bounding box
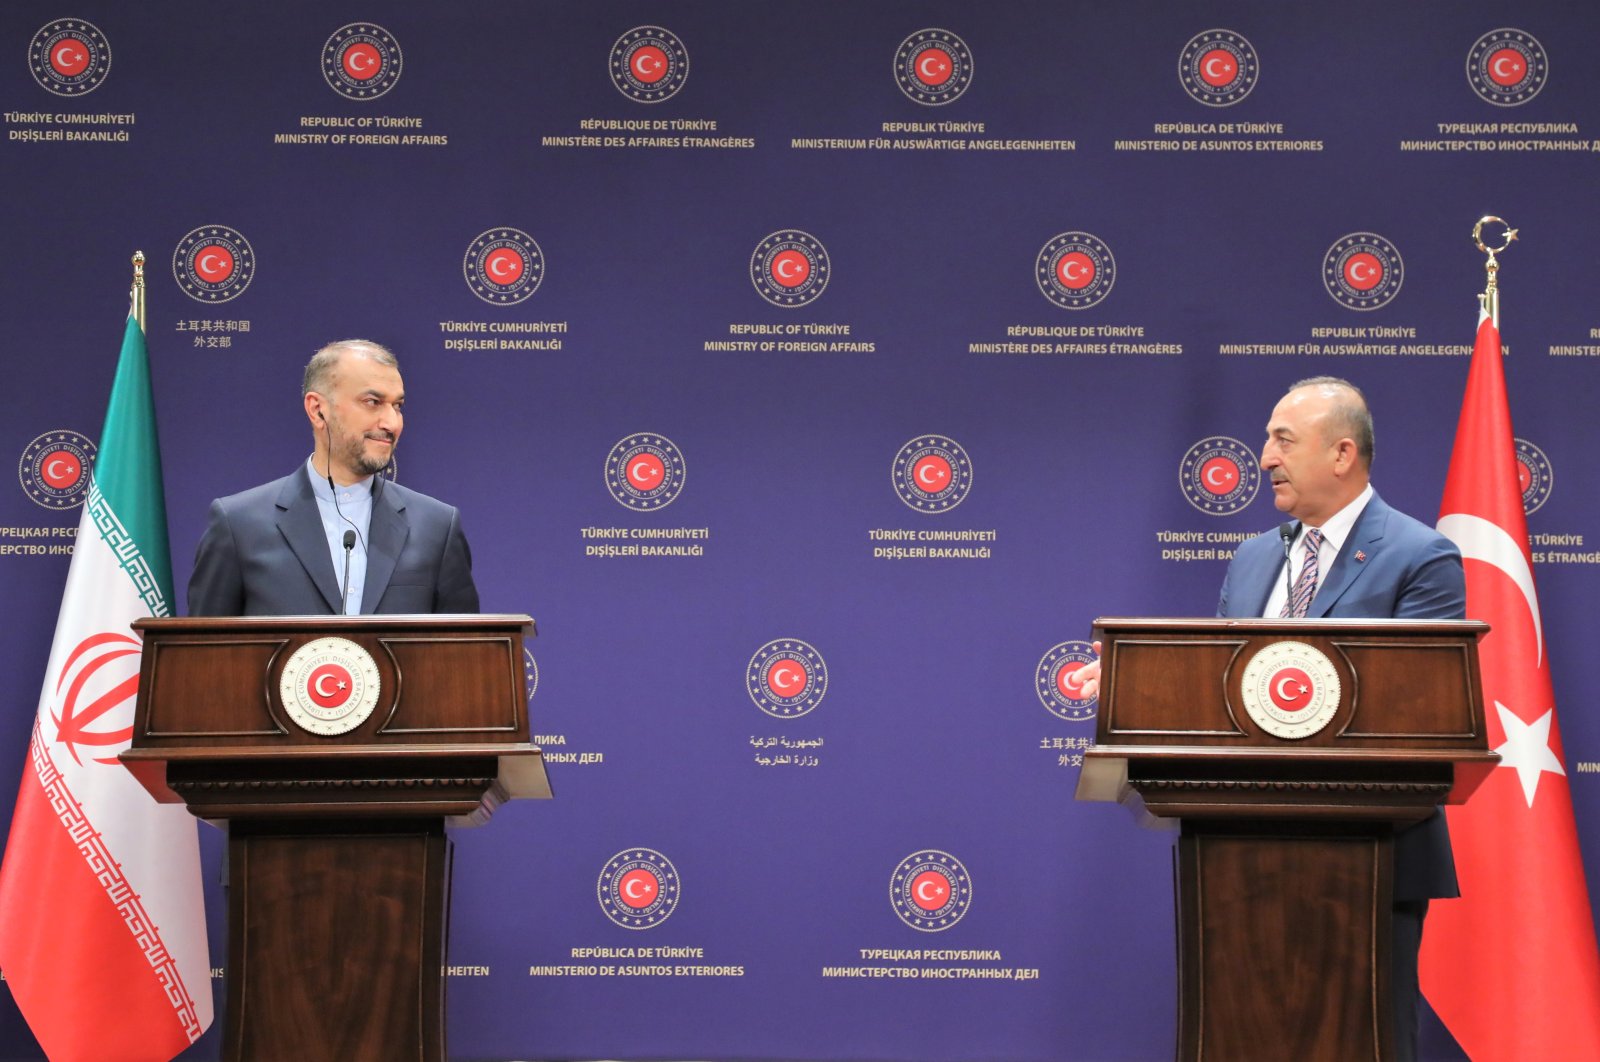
[339,529,356,615]
[1278,522,1296,606]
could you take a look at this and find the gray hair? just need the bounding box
[1289,375,1374,467]
[301,339,398,397]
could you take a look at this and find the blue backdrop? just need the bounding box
[3,3,1598,1059]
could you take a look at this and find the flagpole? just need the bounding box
[131,250,146,331]
[1471,215,1516,328]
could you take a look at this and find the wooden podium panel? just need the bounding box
[1076,618,1497,1062]
[122,615,547,1062]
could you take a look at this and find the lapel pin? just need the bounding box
[1354,550,1367,562]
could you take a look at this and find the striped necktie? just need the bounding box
[1281,527,1324,618]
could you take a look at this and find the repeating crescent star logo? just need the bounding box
[19,430,96,509]
[1036,641,1098,722]
[893,435,973,513]
[1322,232,1404,311]
[890,850,973,932]
[605,432,686,511]
[524,646,540,703]
[609,26,689,103]
[29,20,111,96]
[747,639,828,719]
[1514,437,1553,515]
[1466,29,1548,106]
[1239,640,1342,740]
[750,230,831,308]
[1178,29,1259,107]
[277,637,382,737]
[463,228,544,305]
[1035,232,1116,310]
[1179,436,1261,515]
[322,23,403,100]
[173,225,256,304]
[51,631,142,766]
[893,28,974,106]
[597,848,681,929]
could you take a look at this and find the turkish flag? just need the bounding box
[1421,309,1600,1058]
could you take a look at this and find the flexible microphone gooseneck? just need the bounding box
[321,408,367,615]
[1278,521,1297,607]
[339,529,356,615]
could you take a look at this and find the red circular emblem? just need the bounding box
[343,42,382,81]
[910,870,952,911]
[1199,49,1239,86]
[1487,48,1527,86]
[630,45,669,83]
[764,658,810,700]
[1198,456,1241,496]
[617,868,661,908]
[306,664,355,710]
[912,454,953,492]
[770,249,812,288]
[626,452,665,490]
[1056,252,1096,290]
[1266,667,1313,713]
[1342,252,1383,292]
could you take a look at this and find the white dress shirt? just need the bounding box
[1261,482,1374,618]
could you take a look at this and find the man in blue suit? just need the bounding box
[1081,376,1464,1060]
[187,339,479,617]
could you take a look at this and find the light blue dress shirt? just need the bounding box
[305,456,375,615]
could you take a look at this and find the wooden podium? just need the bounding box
[1075,618,1497,1061]
[120,614,549,1062]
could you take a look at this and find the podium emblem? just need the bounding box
[1239,640,1341,740]
[278,637,381,736]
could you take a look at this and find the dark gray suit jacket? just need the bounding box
[187,465,479,616]
[1216,490,1466,901]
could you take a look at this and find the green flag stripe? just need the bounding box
[87,314,175,607]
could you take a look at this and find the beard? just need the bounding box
[332,420,394,477]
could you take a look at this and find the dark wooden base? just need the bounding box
[1178,822,1393,1062]
[226,818,451,1062]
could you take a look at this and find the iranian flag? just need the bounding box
[1423,306,1600,1058]
[0,310,212,1059]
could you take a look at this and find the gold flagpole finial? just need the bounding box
[1472,216,1516,328]
[131,251,146,332]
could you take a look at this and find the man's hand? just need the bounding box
[1076,639,1103,702]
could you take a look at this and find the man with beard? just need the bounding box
[188,339,478,616]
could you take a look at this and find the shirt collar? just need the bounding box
[1300,481,1373,553]
[305,455,374,503]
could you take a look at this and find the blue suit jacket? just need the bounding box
[187,465,479,617]
[1216,490,1466,901]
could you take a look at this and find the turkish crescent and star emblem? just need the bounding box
[1178,29,1259,107]
[1037,641,1099,722]
[597,848,680,929]
[322,23,403,99]
[609,26,689,102]
[1239,640,1342,740]
[1322,232,1404,311]
[1036,232,1116,310]
[1180,436,1261,515]
[277,637,382,736]
[750,230,831,308]
[605,433,686,510]
[29,19,111,96]
[173,225,256,304]
[463,228,544,305]
[891,849,973,931]
[893,29,974,106]
[1466,28,1548,106]
[19,430,96,510]
[747,640,828,719]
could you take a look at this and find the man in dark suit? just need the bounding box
[1080,376,1464,1060]
[188,339,478,617]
